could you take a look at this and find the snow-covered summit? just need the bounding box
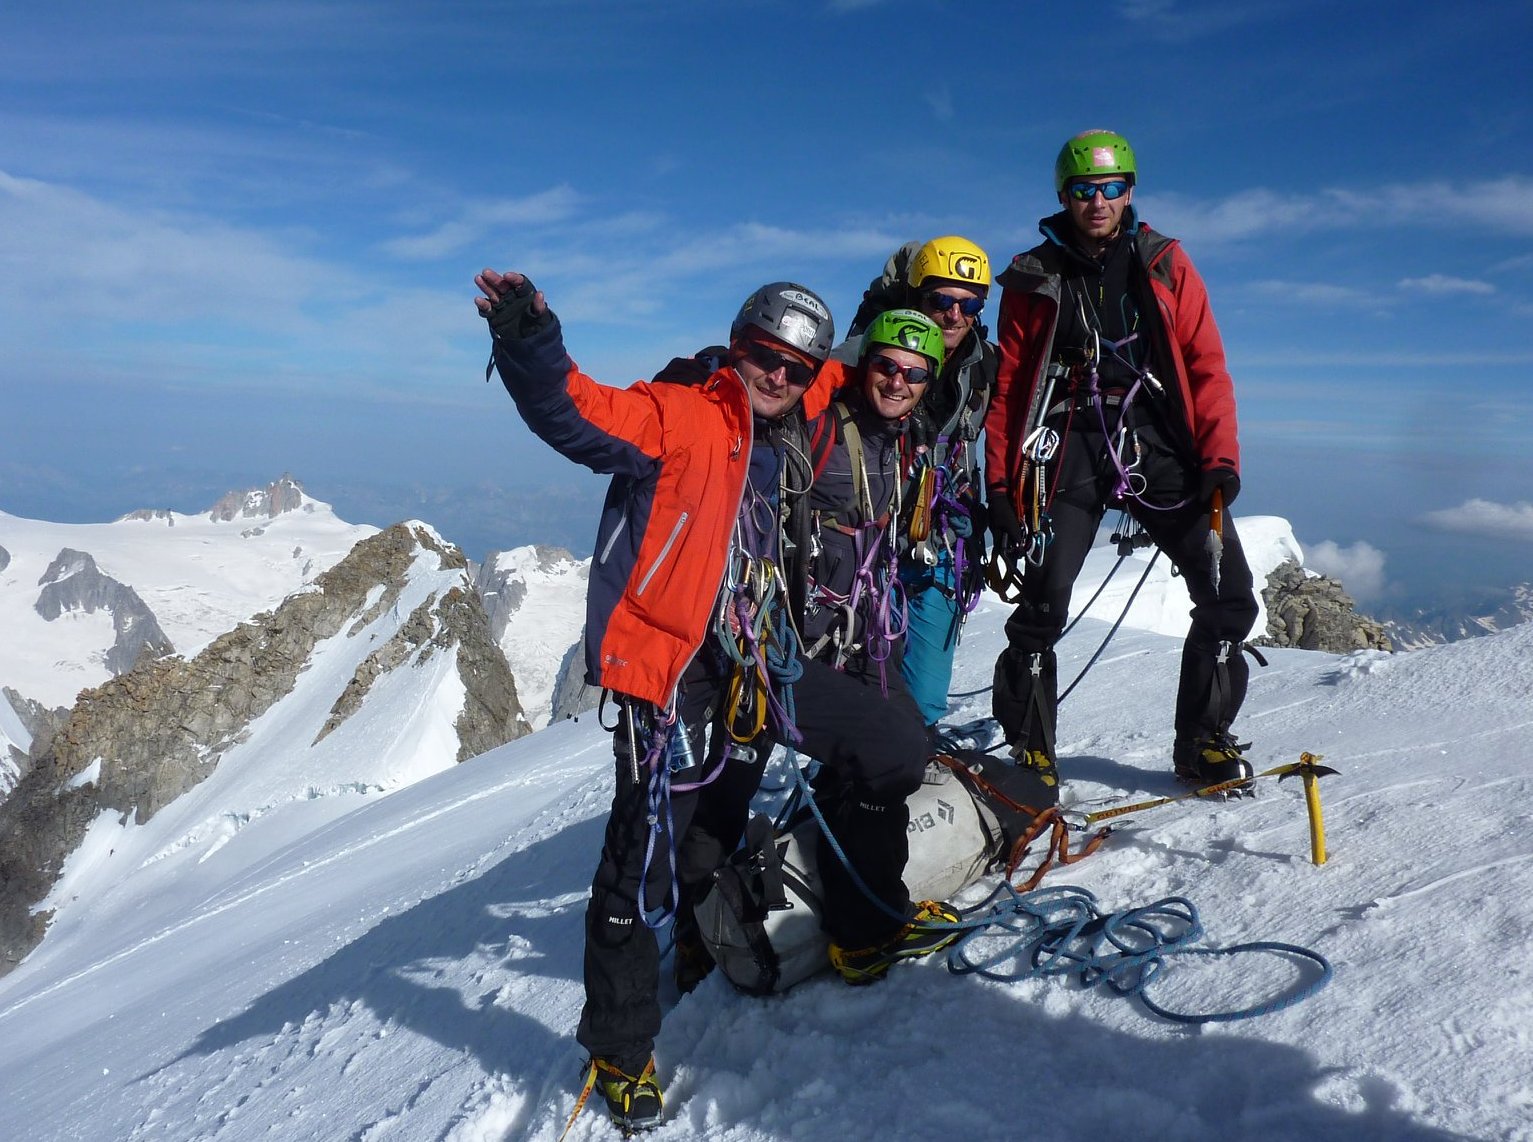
[1071,513,1302,640]
[0,478,377,709]
[116,473,317,525]
[476,544,589,731]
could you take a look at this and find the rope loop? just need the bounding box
[947,884,1333,1024]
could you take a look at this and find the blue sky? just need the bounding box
[3,0,1531,610]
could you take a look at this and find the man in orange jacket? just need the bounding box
[983,130,1260,789]
[477,270,956,1133]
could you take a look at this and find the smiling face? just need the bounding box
[731,334,820,420]
[861,346,933,421]
[1061,176,1134,247]
[918,283,985,353]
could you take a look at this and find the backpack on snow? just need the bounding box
[694,749,1063,995]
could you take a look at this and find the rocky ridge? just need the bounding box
[1258,559,1391,653]
[0,522,527,974]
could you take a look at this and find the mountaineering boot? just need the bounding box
[1018,748,1059,789]
[828,900,962,986]
[1174,731,1255,794]
[578,1055,663,1134]
[673,929,716,995]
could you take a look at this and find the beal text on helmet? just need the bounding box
[780,289,829,320]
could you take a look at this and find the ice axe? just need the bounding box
[1205,484,1225,593]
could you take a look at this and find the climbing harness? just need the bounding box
[804,401,907,687]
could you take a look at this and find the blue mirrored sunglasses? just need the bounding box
[1067,178,1131,202]
[866,354,933,386]
[740,340,818,387]
[921,290,985,317]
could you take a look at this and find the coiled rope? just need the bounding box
[948,883,1333,1023]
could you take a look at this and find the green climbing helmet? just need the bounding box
[1054,129,1137,191]
[861,308,945,372]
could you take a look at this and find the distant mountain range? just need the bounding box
[0,476,592,807]
[0,475,606,973]
[1378,583,1533,650]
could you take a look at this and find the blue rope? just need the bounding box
[947,883,1333,1024]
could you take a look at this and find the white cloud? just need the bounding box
[1245,279,1375,306]
[1146,176,1533,248]
[1146,187,1331,244]
[380,187,583,261]
[0,168,340,328]
[1420,499,1533,542]
[1305,540,1389,605]
[1397,274,1495,296]
[1112,0,1276,42]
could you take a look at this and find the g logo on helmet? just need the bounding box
[951,254,982,282]
[895,322,928,350]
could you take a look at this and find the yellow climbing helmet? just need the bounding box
[906,235,990,294]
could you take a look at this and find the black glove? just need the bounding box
[1198,467,1241,508]
[652,356,712,385]
[962,496,987,564]
[484,277,552,341]
[986,494,1024,557]
[652,346,728,386]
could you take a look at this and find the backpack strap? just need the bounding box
[809,408,839,482]
[834,400,876,524]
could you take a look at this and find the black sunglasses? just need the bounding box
[740,341,819,387]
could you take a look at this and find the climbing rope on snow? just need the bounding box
[947,883,1334,1024]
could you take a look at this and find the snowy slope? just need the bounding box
[0,694,27,798]
[0,487,377,709]
[482,546,589,731]
[0,520,1529,1141]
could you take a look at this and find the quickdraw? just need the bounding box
[806,519,907,692]
[718,555,797,743]
[805,401,907,687]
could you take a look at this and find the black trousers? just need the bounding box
[576,641,927,1069]
[993,422,1259,757]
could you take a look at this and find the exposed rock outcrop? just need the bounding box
[206,473,308,522]
[34,548,175,674]
[1,689,69,791]
[114,508,175,524]
[1259,559,1391,653]
[550,633,598,724]
[0,522,527,974]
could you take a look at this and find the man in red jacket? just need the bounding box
[983,130,1260,789]
[477,270,957,1134]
